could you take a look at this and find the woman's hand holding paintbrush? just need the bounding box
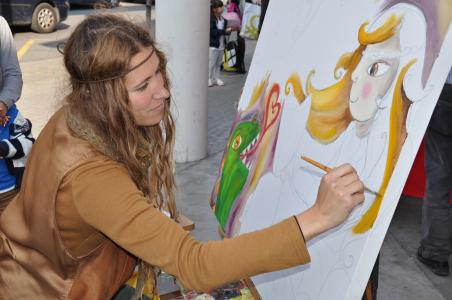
[301,156,381,197]
[295,163,365,241]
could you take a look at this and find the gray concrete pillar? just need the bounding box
[156,0,209,162]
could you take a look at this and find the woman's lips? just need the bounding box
[149,100,164,112]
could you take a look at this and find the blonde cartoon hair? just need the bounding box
[305,14,404,144]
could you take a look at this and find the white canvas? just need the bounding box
[210,0,452,299]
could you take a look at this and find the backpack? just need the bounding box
[223,40,239,72]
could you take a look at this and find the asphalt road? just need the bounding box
[12,2,150,63]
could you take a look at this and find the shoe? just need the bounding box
[208,79,213,87]
[417,247,449,276]
[214,78,225,86]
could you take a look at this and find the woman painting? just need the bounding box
[0,14,364,299]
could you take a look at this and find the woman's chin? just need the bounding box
[136,116,164,127]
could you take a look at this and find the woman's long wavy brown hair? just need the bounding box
[63,14,176,299]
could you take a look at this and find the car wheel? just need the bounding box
[31,3,57,33]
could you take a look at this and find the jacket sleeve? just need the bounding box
[69,159,311,292]
[210,17,226,41]
[0,17,22,108]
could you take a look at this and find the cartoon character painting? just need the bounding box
[210,75,286,235]
[211,0,452,299]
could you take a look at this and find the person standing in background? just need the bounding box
[417,68,452,277]
[257,0,268,35]
[0,16,22,117]
[209,0,232,87]
[0,16,29,213]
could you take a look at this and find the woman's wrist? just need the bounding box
[295,206,331,241]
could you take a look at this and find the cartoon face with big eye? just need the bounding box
[349,31,401,130]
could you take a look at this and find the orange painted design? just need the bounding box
[285,73,306,104]
[358,14,403,45]
[245,74,270,111]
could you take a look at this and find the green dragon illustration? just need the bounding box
[215,120,260,229]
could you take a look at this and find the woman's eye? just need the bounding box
[367,61,391,77]
[136,83,148,92]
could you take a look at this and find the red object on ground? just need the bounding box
[402,140,426,198]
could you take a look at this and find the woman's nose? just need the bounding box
[155,86,170,100]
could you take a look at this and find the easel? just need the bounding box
[175,213,195,231]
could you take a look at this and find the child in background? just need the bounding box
[209,0,232,87]
[0,105,34,214]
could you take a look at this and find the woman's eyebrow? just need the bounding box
[132,75,152,90]
[130,58,160,90]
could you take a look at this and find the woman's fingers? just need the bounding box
[351,192,365,205]
[344,177,364,194]
[337,172,360,187]
[347,181,365,203]
[329,163,356,178]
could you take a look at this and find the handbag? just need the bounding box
[223,12,241,31]
[240,2,261,40]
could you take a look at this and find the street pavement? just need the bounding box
[12,4,452,299]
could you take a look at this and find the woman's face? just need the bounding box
[349,33,400,122]
[125,47,169,126]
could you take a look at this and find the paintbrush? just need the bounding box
[300,155,382,197]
